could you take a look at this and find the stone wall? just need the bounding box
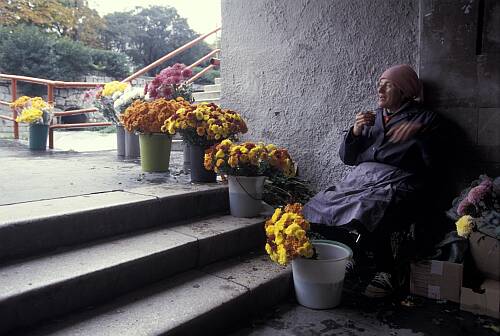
[419,0,500,188]
[221,0,420,190]
[0,75,152,139]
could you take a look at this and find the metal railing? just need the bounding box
[0,26,221,149]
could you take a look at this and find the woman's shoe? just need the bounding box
[363,272,394,298]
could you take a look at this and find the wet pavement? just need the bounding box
[0,137,191,205]
[230,290,499,336]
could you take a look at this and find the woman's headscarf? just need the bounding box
[380,64,422,100]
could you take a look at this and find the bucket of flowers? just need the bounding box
[204,140,295,217]
[162,103,248,183]
[83,81,132,156]
[121,97,191,172]
[12,96,53,150]
[451,175,500,280]
[264,203,353,309]
[113,86,146,157]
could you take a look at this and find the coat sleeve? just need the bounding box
[339,126,363,165]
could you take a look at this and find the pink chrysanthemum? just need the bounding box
[467,185,491,205]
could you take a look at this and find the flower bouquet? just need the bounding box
[145,63,193,102]
[121,97,191,172]
[264,203,314,265]
[12,96,53,150]
[203,140,295,177]
[264,203,352,309]
[449,175,499,280]
[204,140,295,217]
[83,81,130,124]
[162,102,248,182]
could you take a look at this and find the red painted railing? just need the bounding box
[0,27,221,149]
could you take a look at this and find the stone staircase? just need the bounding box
[0,184,291,335]
[192,78,221,105]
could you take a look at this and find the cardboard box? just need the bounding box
[460,279,500,319]
[410,260,463,303]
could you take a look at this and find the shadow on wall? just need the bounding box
[432,109,479,208]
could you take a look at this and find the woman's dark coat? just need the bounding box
[303,102,440,232]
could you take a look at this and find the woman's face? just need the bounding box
[377,79,404,111]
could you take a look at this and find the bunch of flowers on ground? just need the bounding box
[265,203,314,265]
[204,139,295,177]
[161,102,247,146]
[12,96,53,125]
[83,81,130,124]
[121,97,191,134]
[449,175,500,239]
[145,63,193,102]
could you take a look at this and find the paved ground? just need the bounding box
[0,136,190,205]
[1,134,498,336]
[230,289,499,336]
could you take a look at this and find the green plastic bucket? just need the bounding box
[28,124,49,150]
[139,133,172,172]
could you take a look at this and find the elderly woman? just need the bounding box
[303,64,441,298]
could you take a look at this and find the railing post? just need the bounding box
[47,84,54,105]
[49,126,54,149]
[47,84,54,149]
[11,79,18,139]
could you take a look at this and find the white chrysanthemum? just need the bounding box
[114,87,145,113]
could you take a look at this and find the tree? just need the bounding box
[0,0,105,47]
[0,25,130,81]
[102,6,212,75]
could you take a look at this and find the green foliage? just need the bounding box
[0,26,57,78]
[263,173,316,208]
[192,66,220,84]
[90,49,131,79]
[0,25,129,81]
[0,0,105,47]
[53,37,93,79]
[102,6,212,75]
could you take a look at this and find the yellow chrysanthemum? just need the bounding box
[265,225,275,236]
[102,81,129,97]
[221,139,232,146]
[265,243,272,255]
[456,215,474,237]
[277,244,288,265]
[271,208,282,223]
[15,107,43,123]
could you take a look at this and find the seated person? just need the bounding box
[303,64,441,298]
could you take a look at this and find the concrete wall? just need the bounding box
[419,0,500,186]
[221,0,420,190]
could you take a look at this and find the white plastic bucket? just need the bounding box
[227,175,266,217]
[292,240,352,309]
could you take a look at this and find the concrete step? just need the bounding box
[192,98,221,106]
[171,139,183,151]
[0,185,228,261]
[203,84,221,92]
[18,252,291,336]
[0,216,267,334]
[214,77,221,85]
[192,90,221,101]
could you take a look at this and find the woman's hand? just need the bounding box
[353,111,375,136]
